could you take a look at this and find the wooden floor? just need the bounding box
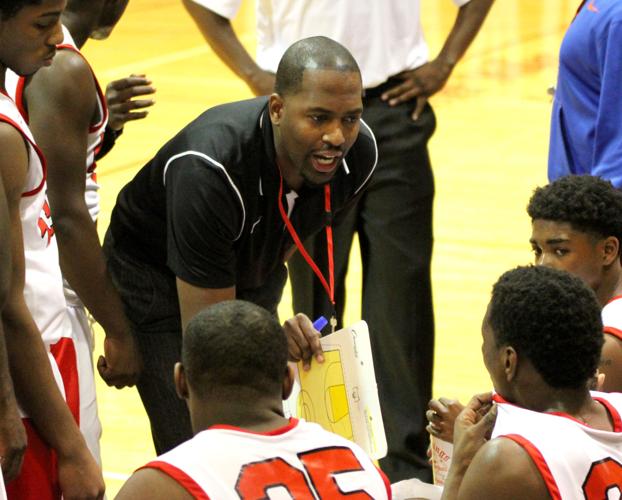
[82,0,577,494]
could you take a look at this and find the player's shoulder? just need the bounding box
[28,49,95,103]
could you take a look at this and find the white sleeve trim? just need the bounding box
[162,151,246,241]
[187,0,242,20]
[354,119,378,195]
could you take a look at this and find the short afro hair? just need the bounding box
[182,300,288,399]
[0,0,43,19]
[527,175,622,253]
[275,36,361,97]
[488,266,603,389]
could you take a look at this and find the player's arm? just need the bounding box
[26,51,141,389]
[182,0,275,95]
[0,170,26,481]
[381,0,495,119]
[115,467,193,500]
[599,332,622,392]
[446,438,549,499]
[0,123,104,499]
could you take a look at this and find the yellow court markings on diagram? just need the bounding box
[297,349,353,440]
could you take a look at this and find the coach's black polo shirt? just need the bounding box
[109,96,377,308]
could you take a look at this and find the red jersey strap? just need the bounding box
[501,434,562,500]
[277,172,335,309]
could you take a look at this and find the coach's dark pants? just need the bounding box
[288,86,436,482]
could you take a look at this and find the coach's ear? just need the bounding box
[282,362,295,400]
[603,236,620,267]
[269,93,284,125]
[174,362,189,400]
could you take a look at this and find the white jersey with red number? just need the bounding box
[491,392,622,500]
[602,295,622,342]
[142,418,392,499]
[5,25,108,223]
[0,92,77,420]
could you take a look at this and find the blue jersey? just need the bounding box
[548,0,622,186]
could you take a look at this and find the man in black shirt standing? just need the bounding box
[104,36,377,454]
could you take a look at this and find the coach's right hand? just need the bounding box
[283,313,324,371]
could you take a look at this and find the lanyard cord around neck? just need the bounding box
[277,171,335,311]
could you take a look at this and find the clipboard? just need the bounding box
[284,320,387,459]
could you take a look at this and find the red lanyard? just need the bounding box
[277,172,335,309]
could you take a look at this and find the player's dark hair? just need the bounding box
[182,300,288,398]
[527,175,622,255]
[0,0,43,19]
[275,36,361,96]
[488,266,603,389]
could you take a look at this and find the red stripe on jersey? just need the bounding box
[375,465,392,499]
[50,337,80,425]
[14,76,29,122]
[141,461,210,499]
[604,326,622,341]
[209,418,299,436]
[606,295,622,305]
[6,419,60,500]
[0,114,47,196]
[593,397,622,432]
[502,434,562,500]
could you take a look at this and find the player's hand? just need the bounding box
[57,445,105,500]
[97,332,142,389]
[451,392,496,469]
[0,401,26,481]
[426,397,465,443]
[380,58,453,120]
[247,69,276,96]
[105,74,155,131]
[283,313,324,371]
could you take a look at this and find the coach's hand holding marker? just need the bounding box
[283,314,325,371]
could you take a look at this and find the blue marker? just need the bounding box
[312,316,328,333]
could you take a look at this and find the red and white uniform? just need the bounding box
[6,26,108,466]
[142,418,392,499]
[602,295,622,342]
[492,392,622,500]
[5,26,108,222]
[0,91,78,500]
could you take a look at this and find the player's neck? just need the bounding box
[534,388,613,430]
[602,265,622,305]
[192,396,289,434]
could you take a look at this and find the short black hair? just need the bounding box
[182,300,288,398]
[488,266,603,389]
[0,0,43,19]
[527,175,622,253]
[275,36,361,96]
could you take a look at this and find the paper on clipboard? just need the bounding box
[283,320,387,459]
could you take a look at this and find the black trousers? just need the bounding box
[288,89,436,482]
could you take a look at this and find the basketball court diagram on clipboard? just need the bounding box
[284,321,387,459]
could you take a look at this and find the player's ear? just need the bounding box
[282,362,295,400]
[602,236,619,266]
[174,362,189,400]
[504,346,518,382]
